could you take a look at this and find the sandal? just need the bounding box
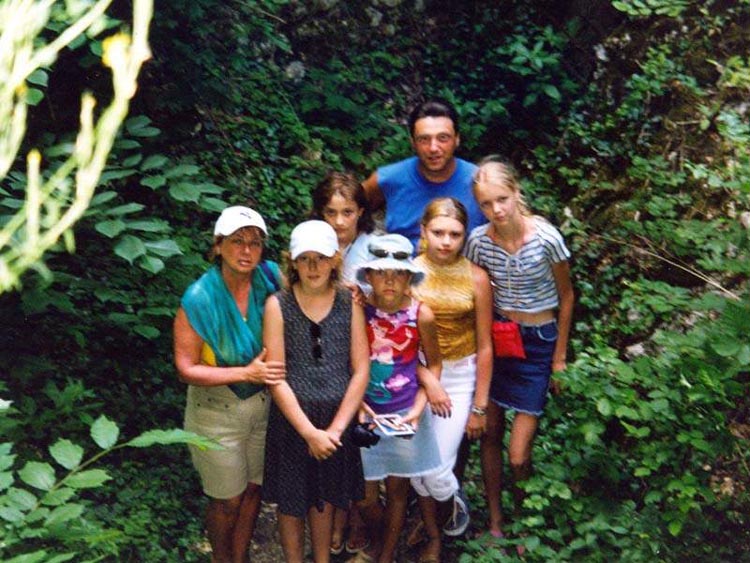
[418,536,441,563]
[330,538,345,556]
[345,537,370,554]
[406,519,426,548]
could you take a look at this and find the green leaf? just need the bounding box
[129,126,160,137]
[543,84,561,101]
[89,191,118,207]
[0,471,14,490]
[45,503,84,526]
[668,519,683,536]
[99,169,136,183]
[0,506,25,522]
[91,415,119,449]
[66,469,111,489]
[141,175,166,189]
[138,256,165,275]
[126,219,170,233]
[41,487,76,506]
[128,429,223,450]
[125,115,151,132]
[164,164,201,178]
[141,154,169,171]
[596,397,612,416]
[4,550,52,563]
[123,154,143,167]
[144,239,182,258]
[19,462,56,491]
[114,235,147,264]
[201,196,229,212]
[7,487,37,510]
[107,203,145,216]
[95,219,126,238]
[169,182,202,202]
[26,88,45,106]
[27,69,49,86]
[134,323,161,338]
[49,439,84,470]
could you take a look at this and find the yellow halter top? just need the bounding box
[412,254,476,360]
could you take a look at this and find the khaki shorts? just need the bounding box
[184,385,269,499]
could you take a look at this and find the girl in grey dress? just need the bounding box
[263,220,370,563]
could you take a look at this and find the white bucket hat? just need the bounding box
[356,234,425,285]
[214,206,268,236]
[289,220,338,260]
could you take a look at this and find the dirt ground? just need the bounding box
[243,501,466,563]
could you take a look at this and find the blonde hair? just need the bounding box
[473,156,531,216]
[420,197,468,231]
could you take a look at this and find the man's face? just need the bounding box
[410,116,460,178]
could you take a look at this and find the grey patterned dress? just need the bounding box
[263,287,364,517]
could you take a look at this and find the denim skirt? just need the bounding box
[490,319,558,416]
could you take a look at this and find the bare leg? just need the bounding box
[355,480,384,558]
[453,434,471,484]
[379,477,409,563]
[231,483,262,563]
[480,401,506,536]
[278,511,305,563]
[308,502,334,563]
[331,506,347,552]
[417,494,441,562]
[507,412,538,513]
[206,495,242,563]
[346,505,368,551]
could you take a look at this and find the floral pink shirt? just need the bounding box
[364,299,421,414]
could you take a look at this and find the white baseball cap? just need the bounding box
[289,220,338,260]
[214,206,268,237]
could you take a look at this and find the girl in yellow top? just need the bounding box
[409,197,493,561]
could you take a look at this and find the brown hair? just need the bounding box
[209,226,266,264]
[282,250,342,288]
[310,170,375,234]
[473,156,530,216]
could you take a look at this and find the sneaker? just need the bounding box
[442,489,470,537]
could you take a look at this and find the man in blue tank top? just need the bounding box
[362,99,486,248]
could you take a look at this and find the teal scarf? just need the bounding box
[181,262,281,399]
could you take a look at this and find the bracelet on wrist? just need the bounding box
[471,405,487,416]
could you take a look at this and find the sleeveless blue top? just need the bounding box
[378,156,485,247]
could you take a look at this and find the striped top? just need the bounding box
[466,217,570,314]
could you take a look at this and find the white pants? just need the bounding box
[411,354,476,501]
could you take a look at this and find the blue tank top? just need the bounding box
[378,157,485,248]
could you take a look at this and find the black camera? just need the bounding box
[351,423,380,448]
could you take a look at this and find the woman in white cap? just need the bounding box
[174,205,286,563]
[262,220,370,563]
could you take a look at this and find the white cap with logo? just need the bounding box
[214,206,268,237]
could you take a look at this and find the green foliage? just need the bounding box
[0,401,218,561]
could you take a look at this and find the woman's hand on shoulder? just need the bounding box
[246,347,286,386]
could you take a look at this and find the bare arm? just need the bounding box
[362,171,385,212]
[403,303,442,427]
[466,264,493,438]
[325,301,370,441]
[173,307,285,386]
[263,296,338,460]
[551,260,574,377]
